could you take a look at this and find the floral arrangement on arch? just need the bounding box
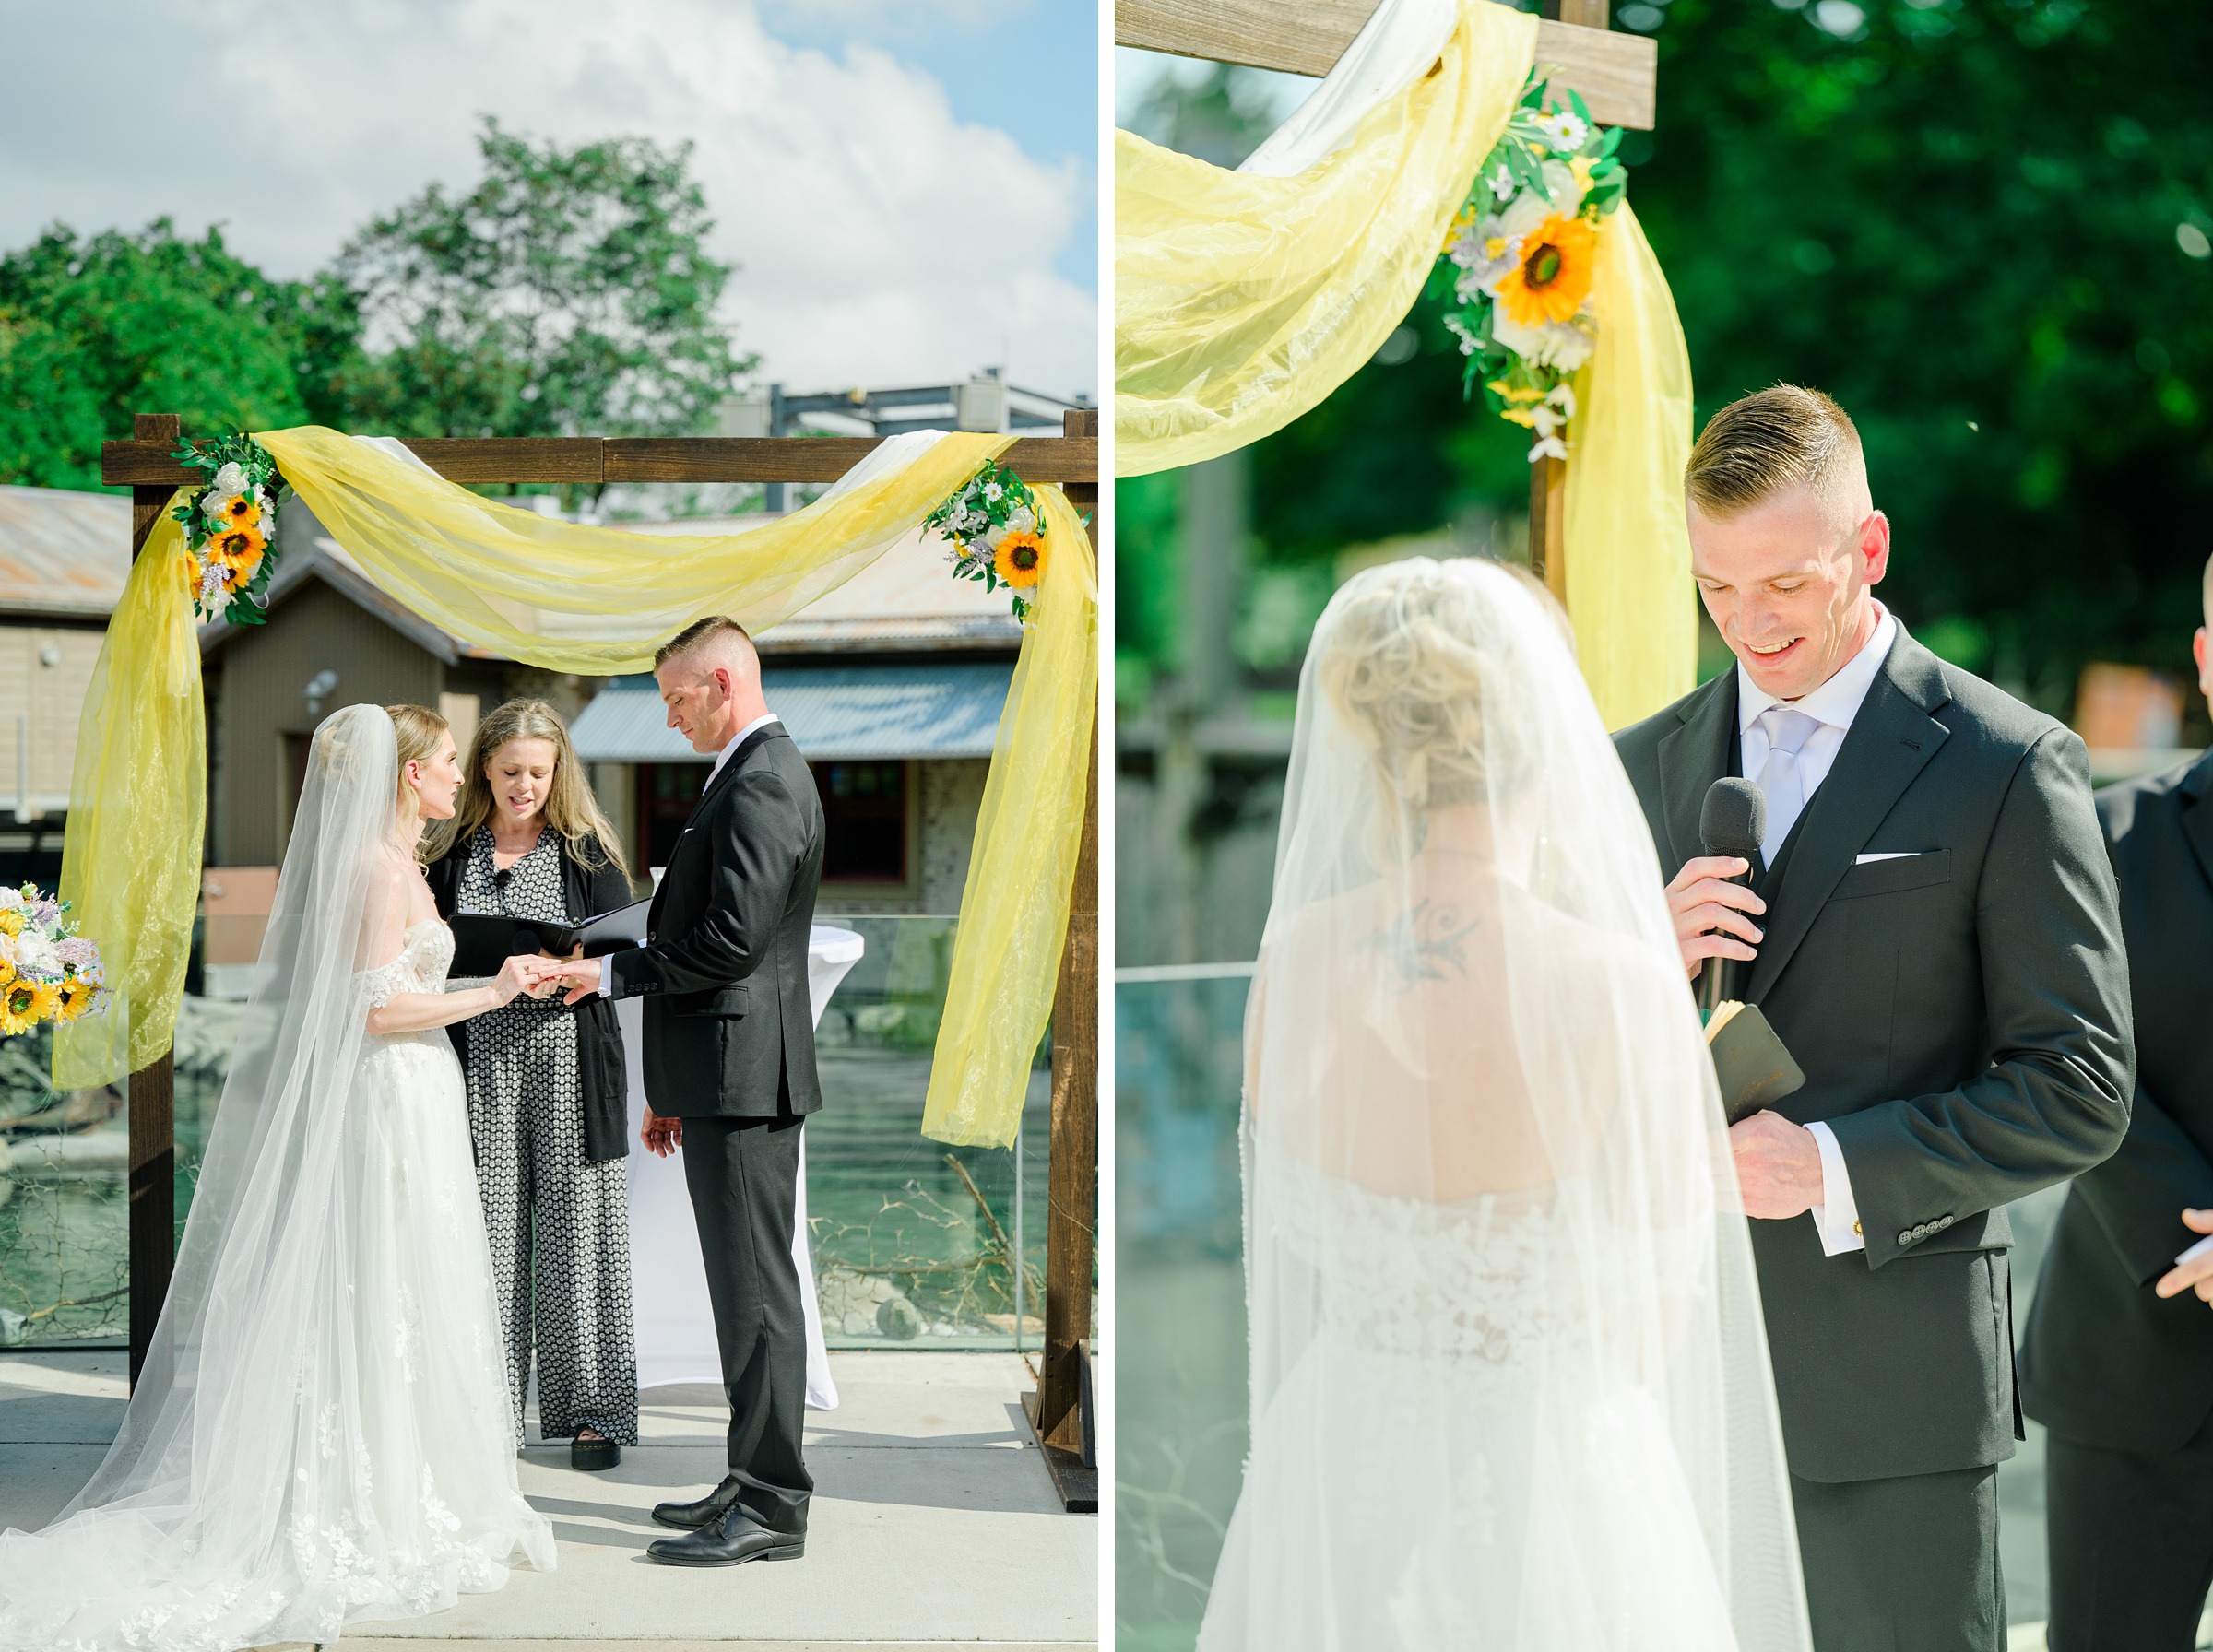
[0,885,108,1036]
[171,433,290,625]
[924,459,1048,622]
[1433,74,1628,464]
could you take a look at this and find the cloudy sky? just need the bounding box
[0,0,1097,401]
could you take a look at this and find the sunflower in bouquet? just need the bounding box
[1432,76,1629,463]
[171,432,290,625]
[0,886,109,1036]
[925,460,1050,621]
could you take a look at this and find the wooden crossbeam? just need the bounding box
[99,434,1099,490]
[1117,0,1656,129]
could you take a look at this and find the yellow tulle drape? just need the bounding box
[53,510,201,1090]
[1114,0,1536,478]
[1562,202,1697,730]
[59,427,1095,1152]
[923,488,1096,1148]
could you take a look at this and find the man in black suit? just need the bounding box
[1614,386,2134,1652]
[2020,555,2213,1651]
[553,615,826,1567]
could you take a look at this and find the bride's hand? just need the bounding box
[491,954,544,1006]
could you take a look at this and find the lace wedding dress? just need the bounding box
[1195,560,1812,1652]
[0,707,552,1651]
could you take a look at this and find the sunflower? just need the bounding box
[0,977,52,1035]
[1491,212,1598,328]
[210,525,266,566]
[993,529,1046,589]
[0,908,22,938]
[53,976,94,1021]
[219,494,261,530]
[0,957,17,990]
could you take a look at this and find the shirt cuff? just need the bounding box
[1805,1120,1865,1257]
[596,950,621,997]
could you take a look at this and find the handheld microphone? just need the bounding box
[1697,777,1768,1017]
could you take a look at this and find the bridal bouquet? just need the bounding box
[924,459,1048,621]
[0,885,108,1036]
[172,432,289,625]
[1433,74,1629,463]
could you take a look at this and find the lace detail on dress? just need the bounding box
[355,923,456,1014]
[1267,1147,1588,1367]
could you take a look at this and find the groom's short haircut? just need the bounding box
[656,615,754,670]
[1686,384,1864,525]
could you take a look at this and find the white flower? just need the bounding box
[1489,308,1596,372]
[1450,221,1522,296]
[981,480,1004,503]
[0,887,22,912]
[1499,187,1556,239]
[210,462,246,498]
[1529,434,1570,463]
[1006,505,1035,534]
[1489,163,1516,200]
[1531,405,1567,440]
[1443,313,1482,357]
[1545,384,1579,421]
[1541,159,1586,215]
[1533,110,1590,153]
[15,936,61,981]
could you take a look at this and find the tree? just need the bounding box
[334,119,752,444]
[0,222,357,490]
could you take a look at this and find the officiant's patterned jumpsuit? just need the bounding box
[456,829,640,1446]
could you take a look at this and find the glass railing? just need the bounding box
[0,1021,137,1347]
[809,914,1051,1351]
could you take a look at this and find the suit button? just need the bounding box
[1899,1231,1913,1245]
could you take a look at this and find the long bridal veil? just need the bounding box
[0,704,547,1649]
[1203,560,1811,1650]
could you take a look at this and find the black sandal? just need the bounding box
[571,1430,621,1471]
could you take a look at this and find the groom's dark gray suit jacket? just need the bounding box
[1614,625,2134,1482]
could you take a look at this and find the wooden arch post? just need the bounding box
[100,416,1102,1478]
[1114,0,1655,604]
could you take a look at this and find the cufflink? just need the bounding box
[1852,1221,1863,1236]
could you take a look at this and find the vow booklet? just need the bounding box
[1703,1000,1806,1125]
[447,897,652,979]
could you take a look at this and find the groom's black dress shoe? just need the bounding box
[652,1475,748,1530]
[646,1511,805,1567]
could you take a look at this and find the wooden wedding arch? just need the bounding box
[100,408,1102,1507]
[1117,0,1659,598]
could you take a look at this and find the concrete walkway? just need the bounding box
[0,1349,1095,1648]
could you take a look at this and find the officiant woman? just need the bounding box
[425,698,640,1470]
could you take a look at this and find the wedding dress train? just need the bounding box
[0,708,551,1651]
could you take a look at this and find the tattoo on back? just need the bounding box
[1364,899,1479,983]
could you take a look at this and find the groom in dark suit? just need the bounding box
[556,614,826,1567]
[2019,555,2213,1651]
[1614,386,2134,1652]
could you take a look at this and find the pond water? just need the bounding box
[0,914,1053,1358]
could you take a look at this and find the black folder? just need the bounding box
[447,897,652,979]
[1703,999,1807,1124]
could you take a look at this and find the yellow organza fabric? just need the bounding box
[1561,202,1698,730]
[923,487,1096,1147]
[1114,0,1535,478]
[59,426,1095,1152]
[54,511,204,1090]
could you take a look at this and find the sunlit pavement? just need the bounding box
[0,1349,1095,1648]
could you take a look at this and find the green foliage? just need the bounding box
[0,221,357,490]
[334,119,751,444]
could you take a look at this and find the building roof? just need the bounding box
[0,487,132,620]
[570,662,1012,763]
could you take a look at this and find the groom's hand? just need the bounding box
[2155,1209,2213,1304]
[1665,856,1767,978]
[1729,1110,1825,1220]
[558,954,603,1006]
[642,1108,682,1156]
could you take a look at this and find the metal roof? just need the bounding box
[0,487,131,619]
[570,662,1012,763]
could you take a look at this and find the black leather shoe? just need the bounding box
[571,1434,621,1471]
[647,1511,804,1567]
[651,1475,747,1530]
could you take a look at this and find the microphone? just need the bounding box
[1698,777,1767,1017]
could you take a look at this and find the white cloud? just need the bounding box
[0,0,1095,400]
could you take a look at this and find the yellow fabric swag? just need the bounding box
[58,427,1094,1153]
[1115,0,1536,478]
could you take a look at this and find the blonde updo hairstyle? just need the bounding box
[1316,559,1567,820]
[384,702,451,842]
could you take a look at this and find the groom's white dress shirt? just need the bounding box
[595,712,782,997]
[1735,604,1897,1258]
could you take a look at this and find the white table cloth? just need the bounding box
[621,921,867,1409]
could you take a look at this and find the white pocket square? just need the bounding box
[1854,851,1923,864]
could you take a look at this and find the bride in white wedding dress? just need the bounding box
[1197,560,1813,1652]
[0,702,555,1651]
